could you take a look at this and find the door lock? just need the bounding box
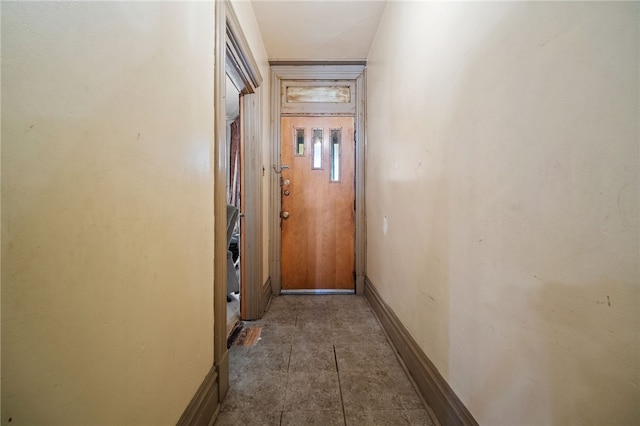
[281,211,290,219]
[283,190,291,196]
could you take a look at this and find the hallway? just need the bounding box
[2,2,638,424]
[215,295,436,425]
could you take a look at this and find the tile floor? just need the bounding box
[214,295,437,426]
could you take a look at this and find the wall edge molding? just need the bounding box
[176,365,219,426]
[364,277,478,426]
[261,276,273,313]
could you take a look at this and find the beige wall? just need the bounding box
[229,0,272,284]
[366,2,639,425]
[1,2,215,424]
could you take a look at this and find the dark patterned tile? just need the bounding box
[214,410,281,425]
[268,295,300,312]
[340,370,423,411]
[331,309,381,329]
[284,371,342,411]
[229,345,291,376]
[281,410,344,426]
[223,296,435,426]
[297,307,333,325]
[289,343,337,372]
[332,323,389,346]
[220,371,287,412]
[330,296,371,312]
[258,324,295,345]
[293,322,333,345]
[334,341,403,373]
[297,295,334,310]
[344,409,410,426]
[260,308,297,325]
[405,409,436,425]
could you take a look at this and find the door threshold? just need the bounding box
[280,289,355,295]
[226,322,243,349]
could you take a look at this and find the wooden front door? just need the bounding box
[280,116,355,291]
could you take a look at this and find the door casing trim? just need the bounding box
[269,65,366,295]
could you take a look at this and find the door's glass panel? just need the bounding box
[312,129,323,169]
[294,128,305,156]
[330,129,341,182]
[286,86,350,103]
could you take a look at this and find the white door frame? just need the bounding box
[269,64,367,295]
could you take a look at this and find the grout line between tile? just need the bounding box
[281,304,297,422]
[333,344,348,426]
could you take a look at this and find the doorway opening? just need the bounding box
[213,0,266,401]
[268,65,367,296]
[225,74,242,338]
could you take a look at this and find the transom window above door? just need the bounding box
[280,80,356,115]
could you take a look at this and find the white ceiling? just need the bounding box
[251,0,387,61]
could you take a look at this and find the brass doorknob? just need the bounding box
[281,211,290,219]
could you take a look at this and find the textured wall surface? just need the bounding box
[366,2,639,424]
[2,2,215,424]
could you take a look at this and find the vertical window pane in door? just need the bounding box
[330,129,341,182]
[295,128,305,156]
[312,129,323,169]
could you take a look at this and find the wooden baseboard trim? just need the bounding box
[176,365,219,426]
[261,276,272,315]
[364,277,478,426]
[217,350,230,402]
